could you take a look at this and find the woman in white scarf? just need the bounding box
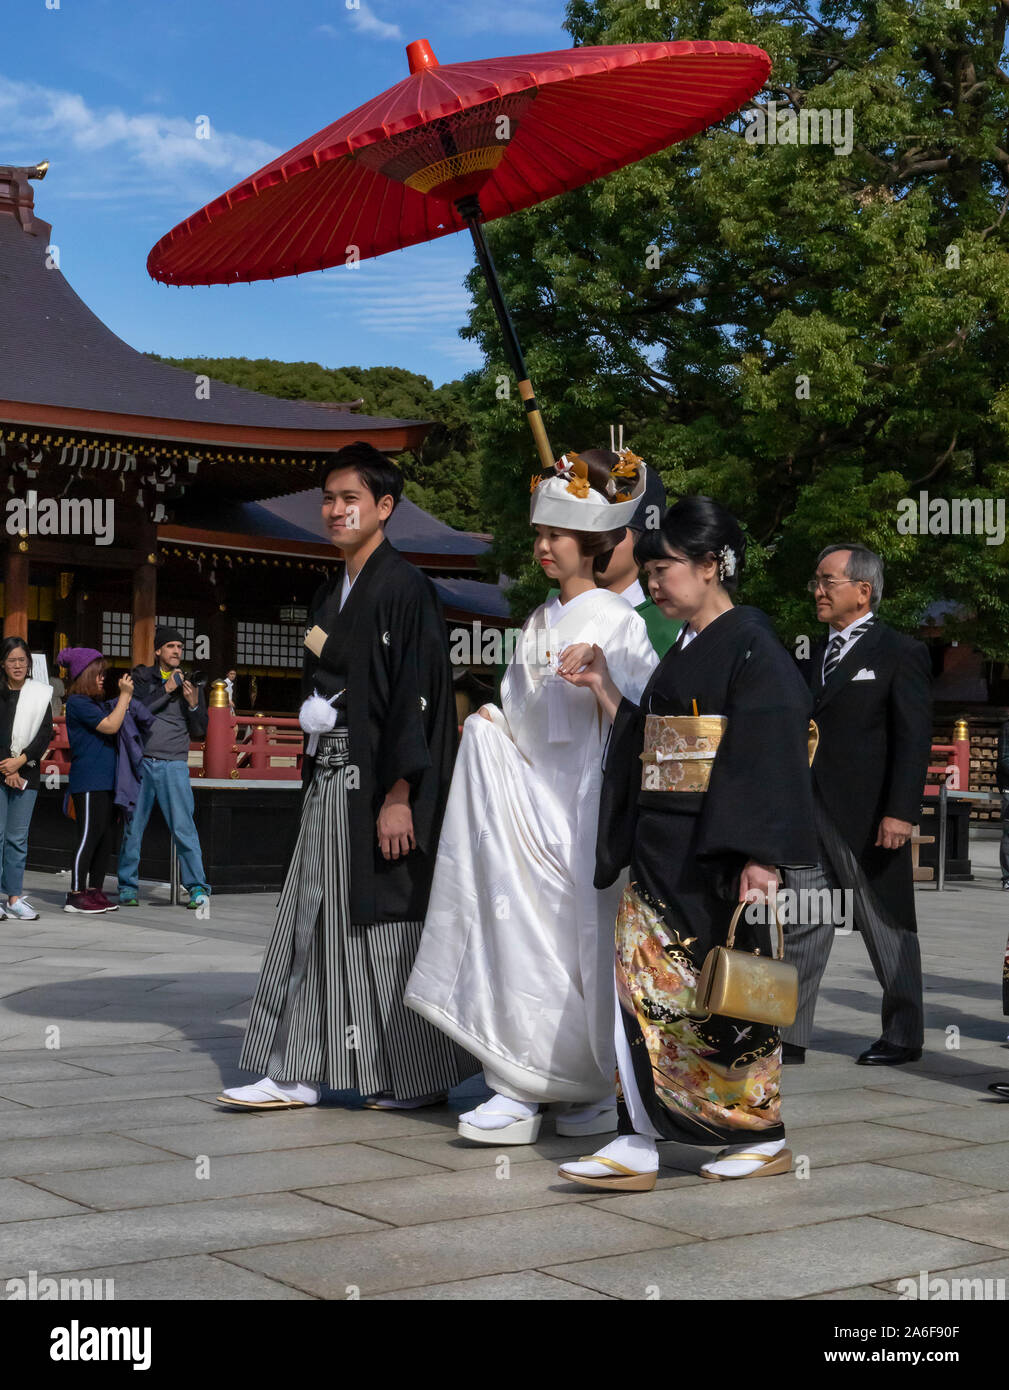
[0,639,53,920]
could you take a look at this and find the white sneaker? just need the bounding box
[5,898,39,921]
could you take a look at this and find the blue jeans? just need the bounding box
[0,784,38,898]
[117,758,209,897]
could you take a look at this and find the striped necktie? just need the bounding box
[823,616,874,681]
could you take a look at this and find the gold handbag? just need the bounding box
[694,901,798,1028]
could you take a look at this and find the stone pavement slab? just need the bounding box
[0,1193,381,1279]
[871,1105,1009,1143]
[542,1217,1004,1301]
[0,1177,90,1219]
[588,1162,990,1238]
[879,1192,1009,1249]
[25,1143,445,1209]
[875,1255,1009,1295]
[0,1071,229,1108]
[221,1204,689,1298]
[300,1156,696,1226]
[0,1095,235,1141]
[44,1254,318,1301]
[783,1119,978,1167]
[806,1284,898,1300]
[119,1108,458,1158]
[371,1271,614,1299]
[0,1133,178,1178]
[875,1140,1009,1190]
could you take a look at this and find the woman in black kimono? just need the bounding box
[554,496,818,1190]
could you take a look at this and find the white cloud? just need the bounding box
[347,3,403,42]
[306,250,479,340]
[442,0,567,40]
[0,76,280,206]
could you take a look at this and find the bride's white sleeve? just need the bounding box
[605,610,660,706]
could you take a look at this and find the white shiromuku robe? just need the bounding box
[405,588,659,1102]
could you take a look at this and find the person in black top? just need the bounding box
[0,637,53,920]
[60,647,134,915]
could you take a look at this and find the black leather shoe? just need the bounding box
[987,1082,1009,1099]
[856,1040,922,1066]
[782,1043,806,1065]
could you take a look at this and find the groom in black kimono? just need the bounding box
[222,443,476,1110]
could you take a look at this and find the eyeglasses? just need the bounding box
[4,658,28,665]
[806,576,861,594]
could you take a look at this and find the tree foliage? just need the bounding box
[153,357,489,534]
[462,0,1009,654]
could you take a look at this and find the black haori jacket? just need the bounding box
[801,622,933,932]
[300,538,457,925]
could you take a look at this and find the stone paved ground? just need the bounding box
[0,840,1007,1302]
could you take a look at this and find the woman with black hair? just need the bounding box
[407,448,658,1144]
[0,637,53,920]
[556,496,818,1189]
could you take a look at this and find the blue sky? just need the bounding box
[5,0,571,386]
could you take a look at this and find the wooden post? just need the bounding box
[4,546,29,639]
[132,554,157,667]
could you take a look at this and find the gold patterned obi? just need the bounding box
[639,714,727,793]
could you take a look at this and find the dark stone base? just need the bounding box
[28,783,302,893]
[918,801,972,881]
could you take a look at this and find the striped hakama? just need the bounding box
[239,731,478,1098]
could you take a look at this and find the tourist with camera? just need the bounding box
[116,625,210,909]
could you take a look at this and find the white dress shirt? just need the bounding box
[821,613,874,679]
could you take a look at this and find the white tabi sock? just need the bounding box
[560,1134,658,1178]
[458,1093,539,1130]
[700,1137,787,1178]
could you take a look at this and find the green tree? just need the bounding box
[463,0,1009,654]
[152,357,488,534]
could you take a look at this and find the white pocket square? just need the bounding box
[852,668,876,681]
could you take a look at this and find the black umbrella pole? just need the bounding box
[458,198,555,472]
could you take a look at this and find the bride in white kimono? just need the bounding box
[406,448,659,1144]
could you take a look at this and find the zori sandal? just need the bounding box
[557,1154,658,1192]
[216,1079,318,1110]
[700,1147,793,1181]
[457,1103,542,1145]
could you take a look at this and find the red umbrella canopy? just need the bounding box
[148,39,770,286]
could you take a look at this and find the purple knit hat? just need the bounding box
[57,647,104,682]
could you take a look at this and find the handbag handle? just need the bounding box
[726,899,785,961]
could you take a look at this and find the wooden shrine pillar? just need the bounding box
[132,552,157,668]
[3,545,29,640]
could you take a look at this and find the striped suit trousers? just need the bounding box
[782,797,924,1051]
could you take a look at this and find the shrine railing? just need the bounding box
[44,711,305,783]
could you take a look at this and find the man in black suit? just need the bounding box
[782,543,933,1066]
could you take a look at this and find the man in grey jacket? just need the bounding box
[117,626,210,909]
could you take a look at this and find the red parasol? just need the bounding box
[148,39,770,467]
